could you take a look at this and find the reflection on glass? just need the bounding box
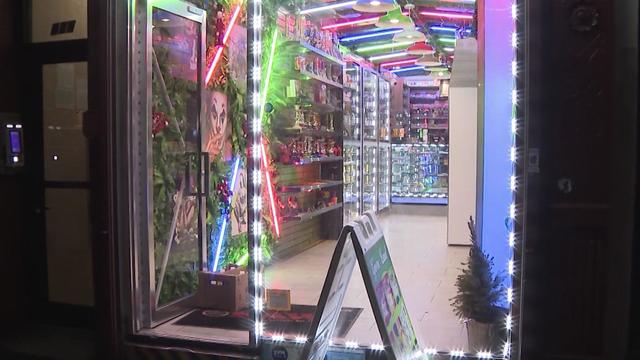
[363,144,377,213]
[151,8,201,307]
[378,145,390,210]
[362,70,378,141]
[343,62,361,224]
[378,79,390,142]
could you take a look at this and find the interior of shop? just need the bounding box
[137,0,516,357]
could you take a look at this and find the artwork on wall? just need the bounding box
[203,90,231,160]
[231,167,247,235]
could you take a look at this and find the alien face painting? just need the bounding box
[203,90,231,160]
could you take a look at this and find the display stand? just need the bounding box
[302,212,420,360]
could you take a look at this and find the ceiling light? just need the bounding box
[299,1,357,15]
[430,25,459,33]
[368,51,408,61]
[355,40,413,53]
[392,29,426,42]
[420,10,474,20]
[390,65,425,73]
[353,0,396,13]
[380,58,418,67]
[340,28,403,43]
[437,37,457,44]
[322,15,380,30]
[407,42,435,55]
[376,8,414,29]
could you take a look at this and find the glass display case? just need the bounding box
[378,143,390,210]
[391,144,449,204]
[343,62,361,223]
[362,142,377,212]
[362,69,378,141]
[377,78,391,211]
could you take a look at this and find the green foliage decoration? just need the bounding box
[450,217,505,323]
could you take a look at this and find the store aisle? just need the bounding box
[264,205,470,350]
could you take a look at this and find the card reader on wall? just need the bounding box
[1,114,24,173]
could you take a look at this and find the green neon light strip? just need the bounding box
[356,41,413,53]
[260,29,279,120]
[437,37,457,44]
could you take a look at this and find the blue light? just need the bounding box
[340,28,403,43]
[430,25,458,33]
[211,157,242,272]
[390,65,425,73]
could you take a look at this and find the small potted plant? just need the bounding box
[451,217,506,352]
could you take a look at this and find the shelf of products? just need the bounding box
[279,180,343,193]
[270,10,346,257]
[391,144,449,205]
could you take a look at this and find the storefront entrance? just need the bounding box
[116,0,524,358]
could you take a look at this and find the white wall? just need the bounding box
[31,0,87,43]
[447,38,478,246]
[447,87,478,245]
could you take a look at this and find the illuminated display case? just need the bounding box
[343,62,361,224]
[391,143,449,204]
[377,78,391,211]
[362,141,377,213]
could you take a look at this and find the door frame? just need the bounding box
[22,39,92,328]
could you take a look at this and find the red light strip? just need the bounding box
[205,4,242,84]
[419,10,474,20]
[261,141,281,237]
[380,58,418,67]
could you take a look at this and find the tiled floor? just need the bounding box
[264,204,471,351]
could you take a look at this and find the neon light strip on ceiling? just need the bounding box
[437,37,457,44]
[340,28,403,42]
[300,0,356,14]
[322,16,379,30]
[380,58,418,67]
[390,65,425,73]
[205,4,242,84]
[420,10,474,20]
[356,40,413,53]
[369,51,408,61]
[430,25,458,33]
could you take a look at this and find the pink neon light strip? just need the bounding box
[419,10,474,20]
[380,58,418,67]
[261,141,280,237]
[205,5,242,84]
[322,12,409,30]
[322,16,379,30]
